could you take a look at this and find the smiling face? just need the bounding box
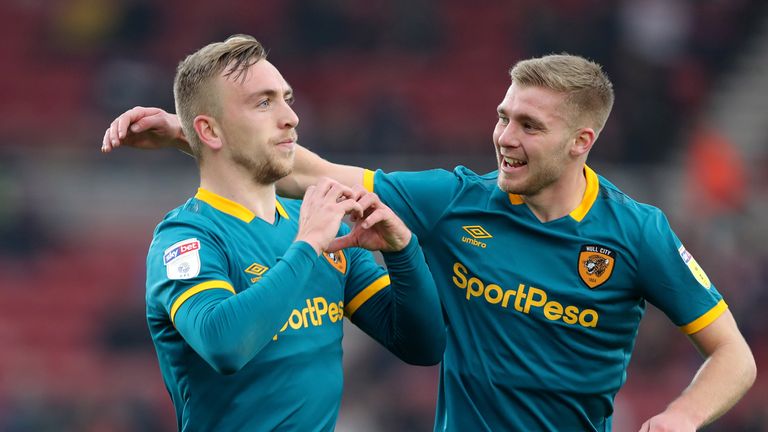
[214,59,299,185]
[493,82,576,196]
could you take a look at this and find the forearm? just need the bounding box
[276,145,366,198]
[663,338,756,427]
[368,236,446,365]
[176,241,319,374]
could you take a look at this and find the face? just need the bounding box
[214,60,299,185]
[493,82,577,196]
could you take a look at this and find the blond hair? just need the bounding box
[509,54,614,133]
[173,34,267,159]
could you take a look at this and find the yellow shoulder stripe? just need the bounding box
[363,169,375,193]
[680,300,728,335]
[569,165,599,222]
[170,280,236,324]
[344,274,390,318]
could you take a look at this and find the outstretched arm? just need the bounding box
[276,146,366,198]
[638,310,756,431]
[101,107,366,197]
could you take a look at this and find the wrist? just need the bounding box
[295,235,323,256]
[381,233,418,261]
[382,230,412,253]
[663,403,705,429]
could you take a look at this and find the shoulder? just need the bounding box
[379,165,496,189]
[595,174,668,230]
[453,166,499,191]
[148,200,223,257]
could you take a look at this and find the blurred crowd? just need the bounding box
[1,0,767,430]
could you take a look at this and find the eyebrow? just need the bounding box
[244,87,294,103]
[497,106,546,129]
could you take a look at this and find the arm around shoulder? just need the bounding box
[276,145,366,198]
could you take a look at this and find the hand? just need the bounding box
[101,106,189,153]
[296,178,363,255]
[327,186,412,253]
[639,411,698,432]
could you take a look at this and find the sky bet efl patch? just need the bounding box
[678,244,711,289]
[163,238,201,280]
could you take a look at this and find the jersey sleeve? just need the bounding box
[343,232,446,365]
[146,218,233,322]
[364,168,461,239]
[146,216,319,374]
[636,209,726,334]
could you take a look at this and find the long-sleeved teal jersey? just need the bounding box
[364,165,726,431]
[145,188,444,431]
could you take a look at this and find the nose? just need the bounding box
[496,123,519,148]
[280,102,299,129]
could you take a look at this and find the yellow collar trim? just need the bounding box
[195,188,291,223]
[195,188,255,223]
[506,165,600,222]
[569,166,599,222]
[275,199,290,219]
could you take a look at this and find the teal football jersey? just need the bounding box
[365,166,725,431]
[146,188,390,432]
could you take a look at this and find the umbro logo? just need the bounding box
[461,225,491,248]
[245,263,269,283]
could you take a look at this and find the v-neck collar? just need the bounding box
[505,165,599,223]
[195,188,290,224]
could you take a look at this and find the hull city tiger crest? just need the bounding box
[322,250,347,274]
[578,245,616,289]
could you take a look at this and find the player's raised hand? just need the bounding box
[327,186,412,253]
[296,178,364,255]
[101,106,190,153]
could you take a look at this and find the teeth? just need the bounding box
[503,157,526,165]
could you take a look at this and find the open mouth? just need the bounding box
[502,156,527,168]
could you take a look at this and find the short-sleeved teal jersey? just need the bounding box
[365,166,726,431]
[146,188,390,432]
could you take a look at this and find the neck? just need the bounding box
[199,158,277,223]
[522,165,587,223]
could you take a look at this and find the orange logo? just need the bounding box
[578,245,616,289]
[323,251,347,275]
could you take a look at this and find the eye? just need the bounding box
[285,95,295,106]
[257,99,271,108]
[522,122,539,132]
[498,114,509,125]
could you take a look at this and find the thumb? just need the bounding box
[327,234,356,252]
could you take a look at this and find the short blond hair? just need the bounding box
[173,34,267,160]
[509,54,614,133]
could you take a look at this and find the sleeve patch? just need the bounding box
[164,238,202,280]
[678,245,711,289]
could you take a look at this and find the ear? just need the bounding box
[193,115,223,151]
[570,127,596,157]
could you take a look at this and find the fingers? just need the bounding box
[326,234,356,252]
[101,106,161,152]
[336,198,364,220]
[359,207,389,229]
